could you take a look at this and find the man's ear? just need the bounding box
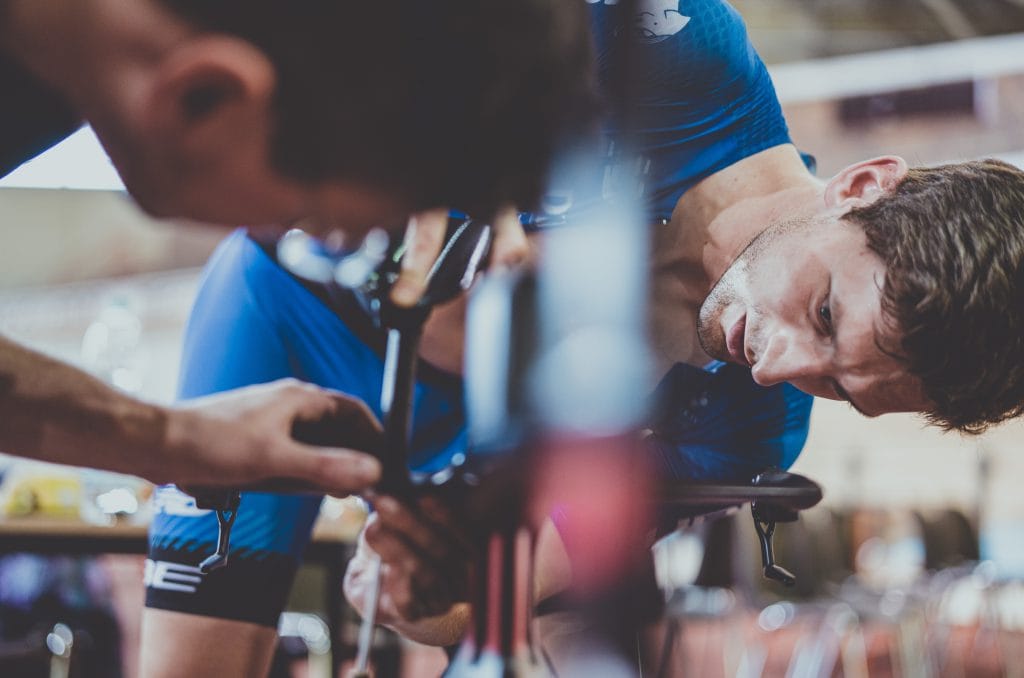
[823,156,908,209]
[138,36,275,158]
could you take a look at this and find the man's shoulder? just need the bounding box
[589,0,757,84]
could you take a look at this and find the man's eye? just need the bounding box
[819,301,833,333]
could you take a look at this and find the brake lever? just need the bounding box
[197,492,240,573]
[749,467,822,587]
[751,509,796,587]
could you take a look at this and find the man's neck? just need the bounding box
[647,144,823,373]
[658,145,822,297]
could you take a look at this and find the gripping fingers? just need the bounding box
[390,208,449,307]
[269,385,383,493]
[365,517,463,619]
[489,205,530,269]
[271,379,348,424]
[417,496,473,553]
[300,449,381,494]
[374,497,467,564]
[380,563,450,621]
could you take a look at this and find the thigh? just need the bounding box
[140,609,277,678]
[142,487,323,675]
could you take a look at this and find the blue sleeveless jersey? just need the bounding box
[146,0,813,626]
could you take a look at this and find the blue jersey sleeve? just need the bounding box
[647,362,813,483]
[571,0,793,221]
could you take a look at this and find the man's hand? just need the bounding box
[344,495,473,646]
[389,206,528,307]
[162,378,382,496]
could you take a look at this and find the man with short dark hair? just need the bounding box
[346,153,1024,650]
[0,0,596,493]
[341,2,1024,653]
[685,155,1024,433]
[843,159,1024,433]
[139,0,1024,672]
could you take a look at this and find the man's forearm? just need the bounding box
[0,333,168,475]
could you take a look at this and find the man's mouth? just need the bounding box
[725,314,750,366]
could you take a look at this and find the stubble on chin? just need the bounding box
[696,259,747,360]
[695,285,729,359]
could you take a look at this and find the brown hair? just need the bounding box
[846,159,1024,433]
[157,0,599,217]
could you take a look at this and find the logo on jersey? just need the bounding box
[144,559,203,594]
[152,485,211,517]
[636,0,690,44]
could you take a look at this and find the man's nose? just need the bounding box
[750,332,827,387]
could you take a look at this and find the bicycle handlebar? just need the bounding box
[658,469,823,518]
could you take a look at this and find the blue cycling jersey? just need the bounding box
[146,0,813,627]
[530,0,792,226]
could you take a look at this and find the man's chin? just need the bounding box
[694,316,722,361]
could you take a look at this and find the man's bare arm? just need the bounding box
[1,334,167,472]
[0,334,381,494]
